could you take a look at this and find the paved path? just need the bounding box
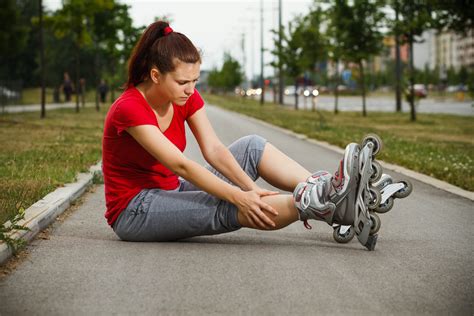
[1,102,77,113]
[3,93,474,116]
[1,105,473,315]
[262,92,474,116]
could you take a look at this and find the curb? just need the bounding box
[0,162,102,266]
[211,104,474,201]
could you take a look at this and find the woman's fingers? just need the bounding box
[249,211,269,229]
[259,201,278,216]
[259,190,280,197]
[254,207,276,228]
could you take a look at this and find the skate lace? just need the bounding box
[303,219,312,230]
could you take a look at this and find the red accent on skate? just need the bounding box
[310,171,329,180]
[295,185,306,202]
[303,220,312,230]
[319,209,331,216]
[332,159,344,190]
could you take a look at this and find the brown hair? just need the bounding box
[126,21,201,87]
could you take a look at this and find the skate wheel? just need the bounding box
[362,134,383,156]
[367,187,382,210]
[333,226,355,243]
[369,161,383,183]
[369,213,381,235]
[394,180,413,199]
[375,197,394,214]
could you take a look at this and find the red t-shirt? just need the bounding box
[102,87,204,226]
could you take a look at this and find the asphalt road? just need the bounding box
[1,104,473,315]
[261,92,474,116]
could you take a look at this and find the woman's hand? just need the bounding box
[252,186,280,198]
[233,189,280,230]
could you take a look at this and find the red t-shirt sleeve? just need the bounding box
[185,90,205,119]
[113,97,156,136]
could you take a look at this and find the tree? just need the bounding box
[208,53,243,93]
[47,0,141,111]
[271,19,305,110]
[330,0,385,117]
[432,0,474,35]
[392,0,403,112]
[91,2,143,109]
[326,0,351,114]
[299,5,328,111]
[0,0,31,85]
[396,0,433,121]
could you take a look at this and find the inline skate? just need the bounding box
[294,134,411,250]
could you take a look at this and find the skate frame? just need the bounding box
[353,142,376,249]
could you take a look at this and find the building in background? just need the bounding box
[421,30,474,73]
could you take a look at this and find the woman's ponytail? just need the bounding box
[126,21,201,88]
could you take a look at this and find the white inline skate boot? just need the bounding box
[293,134,398,251]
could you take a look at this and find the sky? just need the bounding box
[44,0,314,79]
[43,1,432,77]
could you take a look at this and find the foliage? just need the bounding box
[0,205,29,255]
[328,0,385,116]
[270,18,306,109]
[431,0,474,35]
[394,0,434,121]
[299,6,328,77]
[1,0,143,95]
[0,0,36,87]
[208,53,243,92]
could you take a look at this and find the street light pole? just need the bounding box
[260,0,264,105]
[241,33,246,88]
[278,0,283,105]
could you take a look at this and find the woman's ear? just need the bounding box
[150,68,161,84]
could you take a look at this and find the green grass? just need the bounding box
[203,93,474,191]
[0,104,106,225]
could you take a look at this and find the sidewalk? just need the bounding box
[1,102,93,113]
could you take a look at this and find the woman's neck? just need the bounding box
[136,81,170,112]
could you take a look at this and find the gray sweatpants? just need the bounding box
[112,135,267,241]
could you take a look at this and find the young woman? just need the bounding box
[102,21,359,242]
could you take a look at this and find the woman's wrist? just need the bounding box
[228,186,243,205]
[244,183,259,191]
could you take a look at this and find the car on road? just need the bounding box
[413,84,427,98]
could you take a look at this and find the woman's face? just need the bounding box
[158,60,200,106]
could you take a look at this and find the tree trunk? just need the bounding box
[39,0,46,119]
[409,38,416,121]
[334,59,339,114]
[359,60,367,117]
[294,79,299,110]
[273,80,277,104]
[395,3,402,112]
[75,48,80,113]
[94,40,100,112]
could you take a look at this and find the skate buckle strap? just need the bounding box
[303,220,312,230]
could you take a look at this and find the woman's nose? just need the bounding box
[184,83,195,95]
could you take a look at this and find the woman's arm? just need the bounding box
[126,124,278,228]
[187,108,262,192]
